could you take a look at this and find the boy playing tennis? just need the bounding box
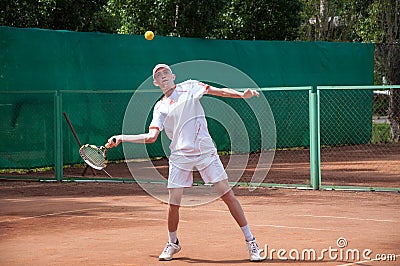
[107,64,264,262]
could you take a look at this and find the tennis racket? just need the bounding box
[79,138,116,177]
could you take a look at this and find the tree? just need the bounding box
[370,1,399,142]
[355,0,400,142]
[107,0,226,38]
[300,0,400,142]
[174,0,227,38]
[0,0,118,33]
[109,0,303,40]
[105,0,164,34]
[219,0,303,40]
[299,0,373,41]
[1,0,304,40]
[0,0,53,29]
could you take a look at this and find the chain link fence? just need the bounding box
[262,88,310,186]
[319,86,400,190]
[1,87,399,191]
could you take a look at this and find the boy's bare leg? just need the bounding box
[214,179,247,227]
[214,179,265,262]
[159,188,183,261]
[167,188,183,233]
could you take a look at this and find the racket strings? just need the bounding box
[80,145,107,169]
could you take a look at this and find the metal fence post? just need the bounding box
[54,90,63,181]
[309,87,321,189]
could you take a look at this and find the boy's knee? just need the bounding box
[168,188,183,206]
[214,179,232,197]
[169,204,180,210]
[221,190,236,203]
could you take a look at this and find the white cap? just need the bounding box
[153,64,172,79]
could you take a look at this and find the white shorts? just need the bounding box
[168,153,228,188]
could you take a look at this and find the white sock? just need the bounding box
[241,224,254,242]
[168,231,177,244]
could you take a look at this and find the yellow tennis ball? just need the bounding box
[145,31,154,40]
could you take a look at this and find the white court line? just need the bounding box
[0,210,188,223]
[293,214,398,223]
[2,198,35,202]
[338,260,378,266]
[253,224,340,232]
[337,255,400,266]
[190,209,398,223]
[61,215,170,222]
[0,207,103,223]
[191,209,229,213]
[60,215,190,223]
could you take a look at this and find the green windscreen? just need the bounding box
[0,27,374,168]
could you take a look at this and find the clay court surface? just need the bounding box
[0,181,399,266]
[0,144,399,265]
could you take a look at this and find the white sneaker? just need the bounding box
[246,238,265,262]
[158,240,181,261]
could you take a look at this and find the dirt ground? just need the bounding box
[0,181,399,265]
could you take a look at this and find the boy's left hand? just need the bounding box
[242,89,260,98]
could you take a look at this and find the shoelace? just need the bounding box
[249,241,259,254]
[163,243,176,253]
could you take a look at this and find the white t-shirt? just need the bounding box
[149,80,217,158]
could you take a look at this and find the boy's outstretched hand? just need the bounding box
[242,89,260,98]
[106,136,120,148]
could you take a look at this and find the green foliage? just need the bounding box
[1,0,303,40]
[373,94,389,116]
[108,0,303,39]
[219,0,303,40]
[299,0,374,41]
[0,0,118,32]
[354,0,400,44]
[175,0,227,38]
[0,0,55,29]
[108,0,227,37]
[370,123,391,144]
[353,1,384,43]
[1,0,398,42]
[106,0,164,34]
[299,0,399,45]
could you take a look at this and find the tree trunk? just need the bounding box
[376,43,400,142]
[389,88,400,142]
[388,43,400,142]
[375,0,400,142]
[318,0,329,40]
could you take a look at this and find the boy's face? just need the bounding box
[153,67,176,89]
